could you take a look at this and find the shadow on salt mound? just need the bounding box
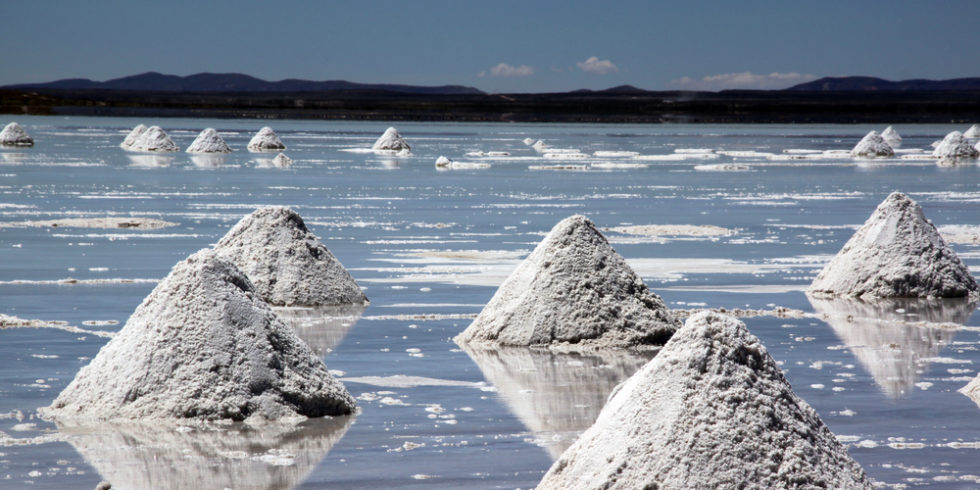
[537,312,873,489]
[809,296,975,398]
[126,154,173,168]
[57,415,353,490]
[459,344,652,460]
[274,304,366,357]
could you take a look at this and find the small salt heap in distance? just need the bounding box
[881,125,902,148]
[127,126,178,152]
[186,128,232,153]
[40,249,356,423]
[808,192,978,299]
[213,206,368,307]
[537,311,872,489]
[371,127,411,152]
[964,124,980,139]
[271,152,292,167]
[932,131,979,160]
[850,130,894,157]
[455,215,679,351]
[247,127,286,152]
[0,122,34,147]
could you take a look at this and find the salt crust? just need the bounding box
[186,128,232,154]
[932,131,980,160]
[127,126,178,152]
[455,215,679,350]
[964,124,980,139]
[0,217,176,229]
[247,127,286,152]
[881,126,902,148]
[808,192,977,298]
[435,156,490,170]
[120,124,147,150]
[0,122,34,147]
[537,311,872,489]
[214,206,367,307]
[850,130,894,157]
[371,127,410,151]
[41,249,355,423]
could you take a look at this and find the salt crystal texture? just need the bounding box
[808,192,977,298]
[964,124,980,139]
[371,127,410,151]
[214,207,367,307]
[0,122,34,147]
[850,131,894,157]
[932,131,979,160]
[881,126,902,148]
[41,249,355,422]
[128,126,178,152]
[247,127,286,152]
[120,124,147,150]
[454,215,679,350]
[537,311,872,490]
[186,128,232,154]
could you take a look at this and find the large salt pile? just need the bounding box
[371,127,410,151]
[247,127,286,152]
[119,124,147,150]
[932,131,980,160]
[214,206,367,307]
[128,125,178,152]
[850,130,894,157]
[0,122,34,147]
[964,124,980,139]
[808,192,977,298]
[881,125,902,148]
[537,311,872,489]
[186,128,232,153]
[454,215,679,350]
[41,249,355,422]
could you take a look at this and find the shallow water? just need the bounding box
[1,116,980,488]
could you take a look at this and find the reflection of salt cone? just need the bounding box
[59,416,353,490]
[808,296,976,398]
[189,154,227,168]
[459,344,651,459]
[126,154,174,168]
[274,305,366,357]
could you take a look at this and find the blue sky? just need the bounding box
[1,0,977,93]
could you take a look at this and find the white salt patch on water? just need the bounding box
[593,151,639,157]
[694,163,751,172]
[0,278,158,286]
[605,224,734,237]
[340,375,484,389]
[529,164,588,171]
[0,217,176,230]
[591,162,648,169]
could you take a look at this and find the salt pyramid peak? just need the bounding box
[537,312,872,490]
[455,215,679,350]
[272,152,293,167]
[41,249,355,423]
[186,128,232,153]
[881,125,902,148]
[850,130,894,157]
[127,125,178,152]
[120,124,147,150]
[808,192,977,298]
[371,127,410,151]
[214,206,367,307]
[247,127,286,152]
[964,124,980,139]
[932,131,980,160]
[0,122,34,147]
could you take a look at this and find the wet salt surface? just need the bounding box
[1,117,980,488]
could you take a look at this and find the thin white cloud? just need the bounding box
[576,57,618,75]
[479,63,535,78]
[671,72,818,91]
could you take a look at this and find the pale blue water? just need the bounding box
[1,116,980,488]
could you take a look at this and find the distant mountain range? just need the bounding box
[786,76,980,92]
[4,72,485,95]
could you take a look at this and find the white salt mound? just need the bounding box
[960,372,980,410]
[0,122,34,147]
[455,215,679,350]
[435,156,452,168]
[850,130,894,157]
[247,127,286,152]
[523,137,536,146]
[214,206,367,307]
[808,192,978,298]
[371,127,410,151]
[129,126,178,152]
[537,311,872,490]
[272,153,293,168]
[41,249,355,422]
[932,131,980,160]
[881,125,902,148]
[964,124,980,139]
[120,124,147,150]
[186,128,232,154]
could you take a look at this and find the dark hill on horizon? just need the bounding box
[788,76,980,92]
[5,71,485,96]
